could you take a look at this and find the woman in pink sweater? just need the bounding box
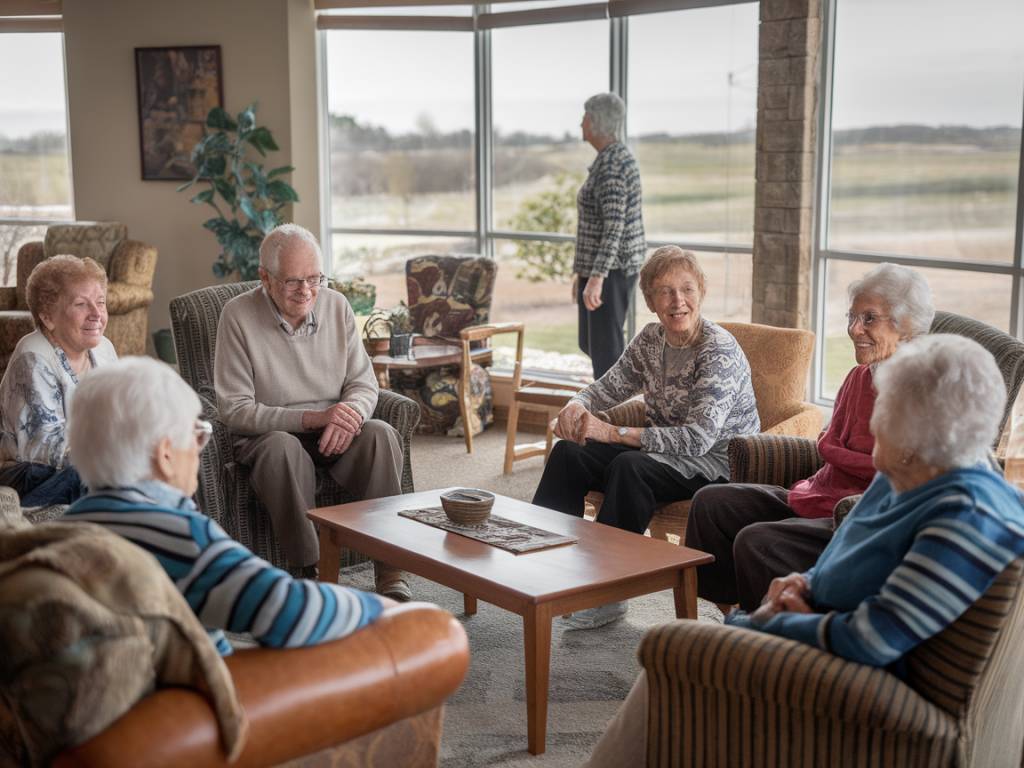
[685,263,934,612]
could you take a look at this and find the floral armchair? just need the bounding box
[389,255,498,439]
[0,223,157,372]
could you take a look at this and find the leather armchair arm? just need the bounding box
[596,398,645,428]
[0,286,17,310]
[105,281,154,315]
[761,401,823,439]
[55,603,470,768]
[639,621,950,737]
[728,433,823,486]
[108,239,158,287]
[372,389,420,493]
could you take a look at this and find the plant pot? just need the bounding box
[389,333,413,358]
[364,337,391,357]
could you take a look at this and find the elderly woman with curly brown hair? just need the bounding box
[0,255,117,505]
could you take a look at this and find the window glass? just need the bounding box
[322,5,472,15]
[325,30,475,231]
[821,259,1012,397]
[0,33,73,286]
[628,5,758,245]
[491,20,608,234]
[827,0,1024,264]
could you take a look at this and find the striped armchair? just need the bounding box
[639,556,1024,767]
[169,282,420,570]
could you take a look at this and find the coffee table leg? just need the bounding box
[674,567,698,619]
[523,604,553,755]
[463,594,477,615]
[317,527,341,584]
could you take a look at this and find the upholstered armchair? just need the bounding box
[727,311,1024,525]
[0,223,157,371]
[587,322,822,543]
[169,282,420,570]
[388,255,498,439]
[638,556,1024,767]
[55,603,470,768]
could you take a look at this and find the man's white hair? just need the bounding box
[259,223,323,274]
[871,334,1005,469]
[69,357,200,489]
[848,262,934,338]
[584,92,625,140]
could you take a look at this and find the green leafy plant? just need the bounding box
[178,103,299,280]
[330,275,377,315]
[508,172,582,283]
[362,301,412,339]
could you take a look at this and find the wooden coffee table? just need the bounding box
[309,488,713,755]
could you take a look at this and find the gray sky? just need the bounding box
[1,0,1022,139]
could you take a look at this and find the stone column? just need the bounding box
[751,0,822,329]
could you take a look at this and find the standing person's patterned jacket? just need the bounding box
[573,141,646,279]
[572,320,760,480]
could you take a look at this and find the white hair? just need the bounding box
[584,93,625,139]
[69,357,200,489]
[848,263,934,338]
[259,223,323,274]
[871,334,1005,469]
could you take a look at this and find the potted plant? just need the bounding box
[177,103,298,280]
[331,276,376,316]
[362,302,414,357]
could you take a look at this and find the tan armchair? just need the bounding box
[638,557,1024,767]
[54,603,470,768]
[587,322,821,543]
[0,223,157,371]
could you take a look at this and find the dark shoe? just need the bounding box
[288,564,319,580]
[374,561,412,602]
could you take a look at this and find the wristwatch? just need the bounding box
[617,426,629,439]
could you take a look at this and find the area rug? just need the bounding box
[341,562,723,768]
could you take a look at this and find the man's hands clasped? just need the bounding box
[305,402,364,456]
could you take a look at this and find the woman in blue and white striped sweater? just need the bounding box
[60,357,386,655]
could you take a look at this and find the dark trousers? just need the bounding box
[685,483,834,611]
[533,440,715,535]
[0,461,84,506]
[578,269,638,379]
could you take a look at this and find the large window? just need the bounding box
[0,31,73,286]
[816,0,1024,397]
[320,5,759,376]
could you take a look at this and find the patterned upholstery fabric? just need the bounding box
[169,282,420,569]
[588,322,821,544]
[639,557,1024,767]
[0,232,157,374]
[43,221,127,271]
[730,311,1024,519]
[397,255,497,436]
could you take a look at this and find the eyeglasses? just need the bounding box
[194,419,213,451]
[846,311,891,329]
[271,272,326,292]
[652,284,700,301]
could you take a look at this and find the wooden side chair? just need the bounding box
[586,322,821,543]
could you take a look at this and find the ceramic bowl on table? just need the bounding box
[440,488,495,526]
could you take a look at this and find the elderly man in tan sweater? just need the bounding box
[214,223,409,600]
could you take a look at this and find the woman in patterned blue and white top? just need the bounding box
[533,246,760,628]
[0,255,117,505]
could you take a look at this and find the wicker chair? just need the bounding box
[169,282,420,570]
[639,556,1024,767]
[728,311,1024,525]
[586,322,822,542]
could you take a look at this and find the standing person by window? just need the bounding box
[573,92,646,379]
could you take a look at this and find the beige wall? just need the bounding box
[62,0,319,345]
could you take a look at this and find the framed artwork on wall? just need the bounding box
[135,45,223,181]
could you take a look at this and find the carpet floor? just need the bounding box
[396,426,723,767]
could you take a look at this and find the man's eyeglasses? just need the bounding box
[846,311,891,329]
[272,272,326,292]
[195,419,213,451]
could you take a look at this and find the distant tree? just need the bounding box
[508,172,582,283]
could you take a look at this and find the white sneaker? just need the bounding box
[561,601,628,630]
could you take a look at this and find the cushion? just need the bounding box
[405,256,496,338]
[392,364,493,437]
[44,222,127,271]
[0,518,247,765]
